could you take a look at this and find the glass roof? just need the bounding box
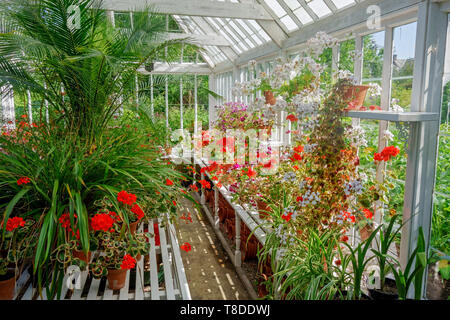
[170,0,366,67]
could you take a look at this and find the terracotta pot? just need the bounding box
[343,85,370,110]
[241,238,258,261]
[136,254,142,262]
[256,199,272,220]
[72,249,92,264]
[129,221,139,235]
[0,272,16,300]
[107,269,128,290]
[258,125,273,135]
[264,91,276,105]
[359,224,373,241]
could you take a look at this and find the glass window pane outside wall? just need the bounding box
[362,31,385,107]
[339,38,355,73]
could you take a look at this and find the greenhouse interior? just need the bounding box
[0,0,448,304]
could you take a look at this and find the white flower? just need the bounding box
[390,100,404,112]
[383,129,394,141]
[368,83,382,97]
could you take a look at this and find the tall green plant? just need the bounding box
[0,0,180,143]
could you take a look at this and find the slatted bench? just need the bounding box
[14,217,191,300]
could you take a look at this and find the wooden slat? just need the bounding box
[134,223,145,300]
[87,278,101,300]
[21,283,33,300]
[167,219,192,300]
[71,270,89,300]
[149,220,160,300]
[158,218,175,300]
[118,270,130,300]
[14,268,30,299]
[102,281,115,300]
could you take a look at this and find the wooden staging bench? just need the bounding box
[13,217,191,300]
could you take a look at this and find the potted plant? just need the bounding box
[0,216,34,300]
[343,85,370,110]
[369,215,402,300]
[91,232,150,290]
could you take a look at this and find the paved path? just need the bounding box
[175,198,250,300]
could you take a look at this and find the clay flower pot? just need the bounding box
[359,224,373,241]
[129,221,139,235]
[72,249,92,264]
[0,272,16,300]
[264,91,276,105]
[343,85,370,110]
[107,269,128,290]
[256,199,272,220]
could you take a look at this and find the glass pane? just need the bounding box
[308,0,332,18]
[280,15,299,32]
[391,22,417,111]
[362,31,385,80]
[339,38,355,73]
[293,7,313,25]
[332,0,355,9]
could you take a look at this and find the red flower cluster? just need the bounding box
[281,212,293,222]
[59,213,75,229]
[108,211,121,223]
[120,254,136,270]
[190,184,199,192]
[90,213,115,232]
[180,242,192,252]
[5,217,25,231]
[131,204,145,220]
[243,167,257,179]
[363,208,374,220]
[342,211,356,223]
[117,191,137,206]
[17,177,30,186]
[374,146,400,162]
[286,114,298,122]
[199,180,211,189]
[165,179,174,186]
[180,212,193,224]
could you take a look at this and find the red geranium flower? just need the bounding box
[90,213,115,232]
[5,217,25,231]
[17,177,30,186]
[59,213,78,229]
[108,211,121,223]
[180,242,192,252]
[286,114,298,122]
[165,178,174,186]
[294,145,304,153]
[120,254,136,270]
[117,191,137,206]
[374,146,400,162]
[131,204,145,220]
[190,184,199,192]
[244,167,257,179]
[281,212,293,222]
[199,180,211,189]
[363,208,374,220]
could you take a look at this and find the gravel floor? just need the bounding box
[175,198,251,300]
